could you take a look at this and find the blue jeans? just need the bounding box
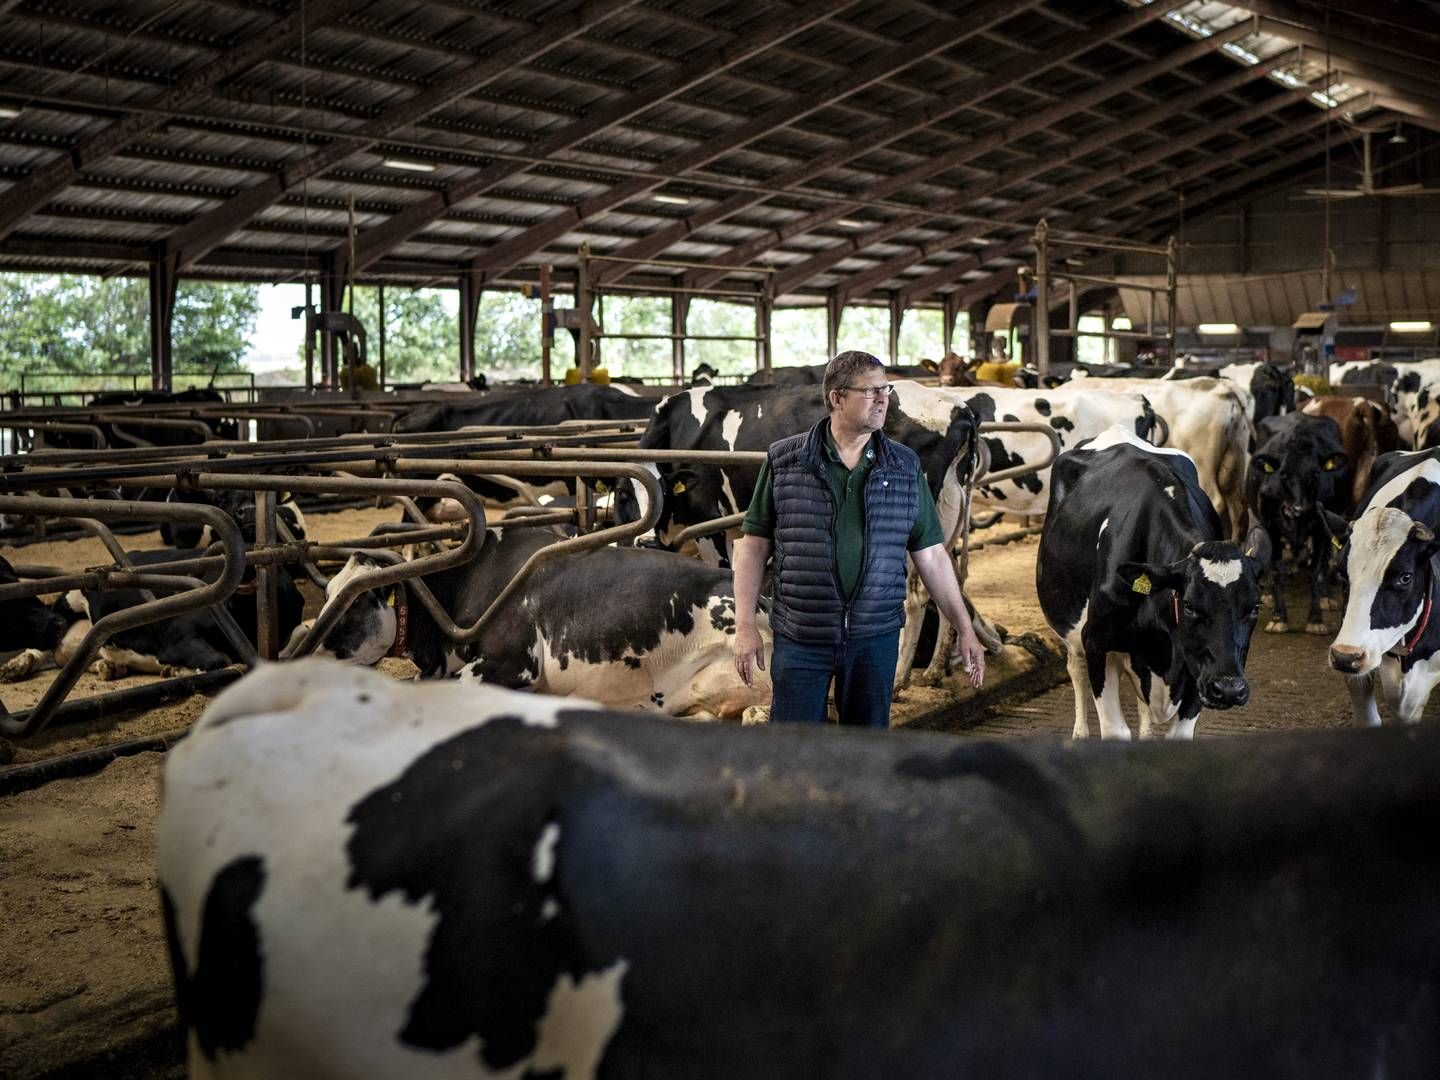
[769,631,900,728]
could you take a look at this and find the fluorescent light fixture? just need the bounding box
[1390,320,1433,333]
[1197,322,1241,335]
[652,193,689,205]
[1112,316,1133,331]
[382,158,435,172]
[836,218,866,228]
[0,106,19,120]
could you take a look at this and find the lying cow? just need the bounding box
[0,555,88,683]
[1327,448,1440,725]
[1038,426,1270,739]
[314,529,771,719]
[161,659,1440,1080]
[1248,414,1350,635]
[159,487,307,548]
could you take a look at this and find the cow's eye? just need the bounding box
[1183,602,1198,617]
[1396,572,1414,589]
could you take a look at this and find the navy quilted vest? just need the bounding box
[768,418,920,645]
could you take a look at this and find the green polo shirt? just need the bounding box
[741,424,945,600]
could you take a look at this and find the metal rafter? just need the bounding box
[339,0,857,278]
[1248,17,1440,100]
[456,0,1034,285]
[686,15,1249,294]
[1241,0,1440,67]
[899,113,1342,308]
[886,103,1334,307]
[798,57,1308,303]
[595,1,1177,286]
[161,0,642,273]
[0,0,350,243]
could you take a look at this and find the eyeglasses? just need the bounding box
[841,383,896,401]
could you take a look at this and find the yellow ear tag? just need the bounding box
[672,480,687,494]
[386,591,396,607]
[1331,535,1343,551]
[1132,573,1152,596]
[595,480,608,494]
[1324,459,1336,471]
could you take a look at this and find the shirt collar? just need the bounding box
[822,419,877,465]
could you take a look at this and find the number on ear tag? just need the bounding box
[1132,573,1152,596]
[673,480,687,494]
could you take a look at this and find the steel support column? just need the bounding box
[1034,220,1050,379]
[825,290,842,358]
[319,258,344,389]
[672,292,690,384]
[887,291,902,364]
[459,271,481,383]
[942,293,960,355]
[148,257,176,392]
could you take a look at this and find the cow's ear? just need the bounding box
[1322,452,1348,472]
[669,467,702,496]
[1253,453,1279,474]
[1242,526,1273,570]
[1321,511,1350,552]
[920,357,939,373]
[1116,561,1184,598]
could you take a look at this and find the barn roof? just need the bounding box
[0,0,1435,305]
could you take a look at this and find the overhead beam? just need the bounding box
[1241,0,1440,67]
[162,0,641,273]
[890,108,1335,306]
[0,0,348,243]
[343,0,855,277]
[685,6,1231,292]
[459,0,1041,286]
[1251,16,1440,100]
[794,51,1301,305]
[592,0,1122,285]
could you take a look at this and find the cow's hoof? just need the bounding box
[160,665,184,678]
[1260,593,1274,608]
[911,667,946,688]
[1071,726,1090,740]
[1305,622,1329,636]
[741,706,769,726]
[93,659,121,680]
[1320,596,1336,611]
[1264,620,1289,634]
[0,657,33,683]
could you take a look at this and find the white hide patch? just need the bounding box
[532,822,561,884]
[1164,485,1176,499]
[1080,423,1191,459]
[161,662,576,1079]
[63,589,89,618]
[1199,558,1243,587]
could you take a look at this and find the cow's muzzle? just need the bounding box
[1329,644,1367,675]
[1201,675,1249,709]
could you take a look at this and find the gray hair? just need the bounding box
[823,350,885,411]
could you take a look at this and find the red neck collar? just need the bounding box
[1396,579,1434,658]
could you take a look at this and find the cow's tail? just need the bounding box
[1137,396,1168,446]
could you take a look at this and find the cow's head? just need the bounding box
[1329,506,1440,676]
[310,553,399,666]
[1249,363,1296,423]
[163,487,305,546]
[1117,528,1272,709]
[0,555,70,652]
[1251,416,1347,523]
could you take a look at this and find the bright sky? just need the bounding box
[242,283,459,372]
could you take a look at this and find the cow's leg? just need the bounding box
[99,646,185,678]
[1065,646,1092,739]
[155,638,231,674]
[1116,657,1154,737]
[1305,533,1329,634]
[896,569,929,690]
[1265,530,1290,633]
[1395,666,1440,725]
[0,648,51,682]
[1167,698,1201,740]
[1344,672,1383,727]
[1378,656,1404,721]
[1082,646,1130,740]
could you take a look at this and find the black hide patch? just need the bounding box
[163,857,267,1062]
[345,718,618,1070]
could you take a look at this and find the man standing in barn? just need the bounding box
[732,350,985,726]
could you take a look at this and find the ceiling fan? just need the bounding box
[1299,130,1440,200]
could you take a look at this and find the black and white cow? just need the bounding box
[313,529,772,719]
[0,554,88,683]
[1038,426,1271,739]
[1327,448,1440,724]
[1390,360,1440,448]
[60,546,306,679]
[161,659,1440,1080]
[1247,413,1350,635]
[1062,378,1251,537]
[159,488,307,549]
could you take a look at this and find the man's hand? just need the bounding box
[950,624,986,689]
[734,624,766,687]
